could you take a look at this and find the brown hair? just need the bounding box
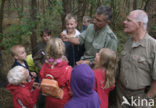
[10,44,25,57]
[40,28,51,37]
[83,16,92,23]
[96,48,117,89]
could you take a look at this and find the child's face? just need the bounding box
[95,50,101,64]
[66,18,77,34]
[15,47,27,61]
[83,20,90,26]
[42,33,51,43]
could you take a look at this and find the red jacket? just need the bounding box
[7,81,40,108]
[94,68,115,108]
[40,61,72,108]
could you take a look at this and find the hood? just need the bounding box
[7,84,22,96]
[7,81,33,96]
[70,64,95,97]
[43,61,69,79]
[42,61,70,87]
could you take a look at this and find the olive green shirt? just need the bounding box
[78,24,118,61]
[119,33,156,90]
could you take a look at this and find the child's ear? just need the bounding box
[14,55,18,59]
[75,21,78,27]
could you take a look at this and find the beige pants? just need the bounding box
[116,81,152,108]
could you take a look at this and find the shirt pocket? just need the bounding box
[93,42,103,50]
[121,51,127,56]
[136,56,149,72]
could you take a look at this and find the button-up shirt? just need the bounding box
[78,24,118,61]
[119,33,156,90]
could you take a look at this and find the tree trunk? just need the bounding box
[0,0,6,81]
[30,0,37,50]
[0,0,6,39]
[89,4,93,17]
[133,0,137,10]
[61,0,71,30]
[77,0,88,30]
[145,0,156,38]
[42,0,46,26]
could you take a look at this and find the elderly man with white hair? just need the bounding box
[116,10,156,108]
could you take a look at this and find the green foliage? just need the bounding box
[150,24,156,38]
[115,31,129,53]
[0,19,33,52]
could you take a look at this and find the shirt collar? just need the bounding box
[131,33,149,48]
[95,25,108,33]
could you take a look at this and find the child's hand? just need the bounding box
[31,72,37,78]
[62,56,68,62]
[76,60,90,65]
[60,33,69,42]
[33,82,40,89]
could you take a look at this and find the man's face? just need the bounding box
[66,18,77,34]
[15,47,27,61]
[93,13,108,30]
[42,33,51,43]
[123,12,139,34]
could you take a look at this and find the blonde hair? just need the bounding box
[46,38,65,60]
[65,13,77,22]
[96,48,117,89]
[10,44,25,57]
[7,66,26,85]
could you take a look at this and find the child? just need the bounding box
[26,54,38,73]
[40,38,72,108]
[94,48,117,108]
[60,13,83,67]
[81,16,92,32]
[7,66,40,108]
[32,28,52,71]
[64,64,100,108]
[11,44,36,78]
[32,29,52,108]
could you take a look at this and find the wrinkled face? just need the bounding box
[15,47,27,61]
[93,13,108,30]
[95,50,102,64]
[123,12,139,34]
[66,18,77,34]
[42,33,51,43]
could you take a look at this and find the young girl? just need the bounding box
[40,38,72,108]
[7,66,40,108]
[94,48,117,108]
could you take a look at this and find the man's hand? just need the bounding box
[147,80,156,98]
[76,60,90,65]
[60,33,69,42]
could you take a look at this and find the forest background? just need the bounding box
[0,0,156,107]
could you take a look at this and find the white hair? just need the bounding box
[7,66,26,85]
[131,10,148,30]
